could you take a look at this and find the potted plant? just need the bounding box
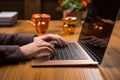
[56,0,88,17]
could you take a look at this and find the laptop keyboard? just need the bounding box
[50,43,86,60]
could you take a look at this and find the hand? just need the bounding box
[81,36,107,47]
[20,40,55,59]
[34,34,67,47]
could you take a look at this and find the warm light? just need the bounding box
[41,21,45,25]
[94,25,98,29]
[99,26,103,30]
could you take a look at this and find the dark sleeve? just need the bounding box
[0,45,24,64]
[0,33,36,46]
[0,33,37,64]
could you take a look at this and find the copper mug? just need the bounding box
[31,14,51,35]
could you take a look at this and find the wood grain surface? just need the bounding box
[0,20,120,80]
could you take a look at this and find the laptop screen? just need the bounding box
[79,0,120,64]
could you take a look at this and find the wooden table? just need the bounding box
[0,20,120,80]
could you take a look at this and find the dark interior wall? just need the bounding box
[0,0,62,20]
[90,0,120,21]
[0,0,24,19]
[41,0,63,20]
[0,0,119,20]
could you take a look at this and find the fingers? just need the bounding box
[20,40,56,59]
[36,41,56,54]
[93,39,107,47]
[81,36,107,47]
[81,36,94,40]
[38,47,55,55]
[47,34,67,47]
[31,46,55,58]
[34,34,67,47]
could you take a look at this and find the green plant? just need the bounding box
[56,0,88,12]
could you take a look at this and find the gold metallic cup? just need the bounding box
[62,17,77,34]
[31,13,51,35]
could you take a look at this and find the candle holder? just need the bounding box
[62,17,78,34]
[31,13,51,35]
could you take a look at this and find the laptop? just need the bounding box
[31,2,120,66]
